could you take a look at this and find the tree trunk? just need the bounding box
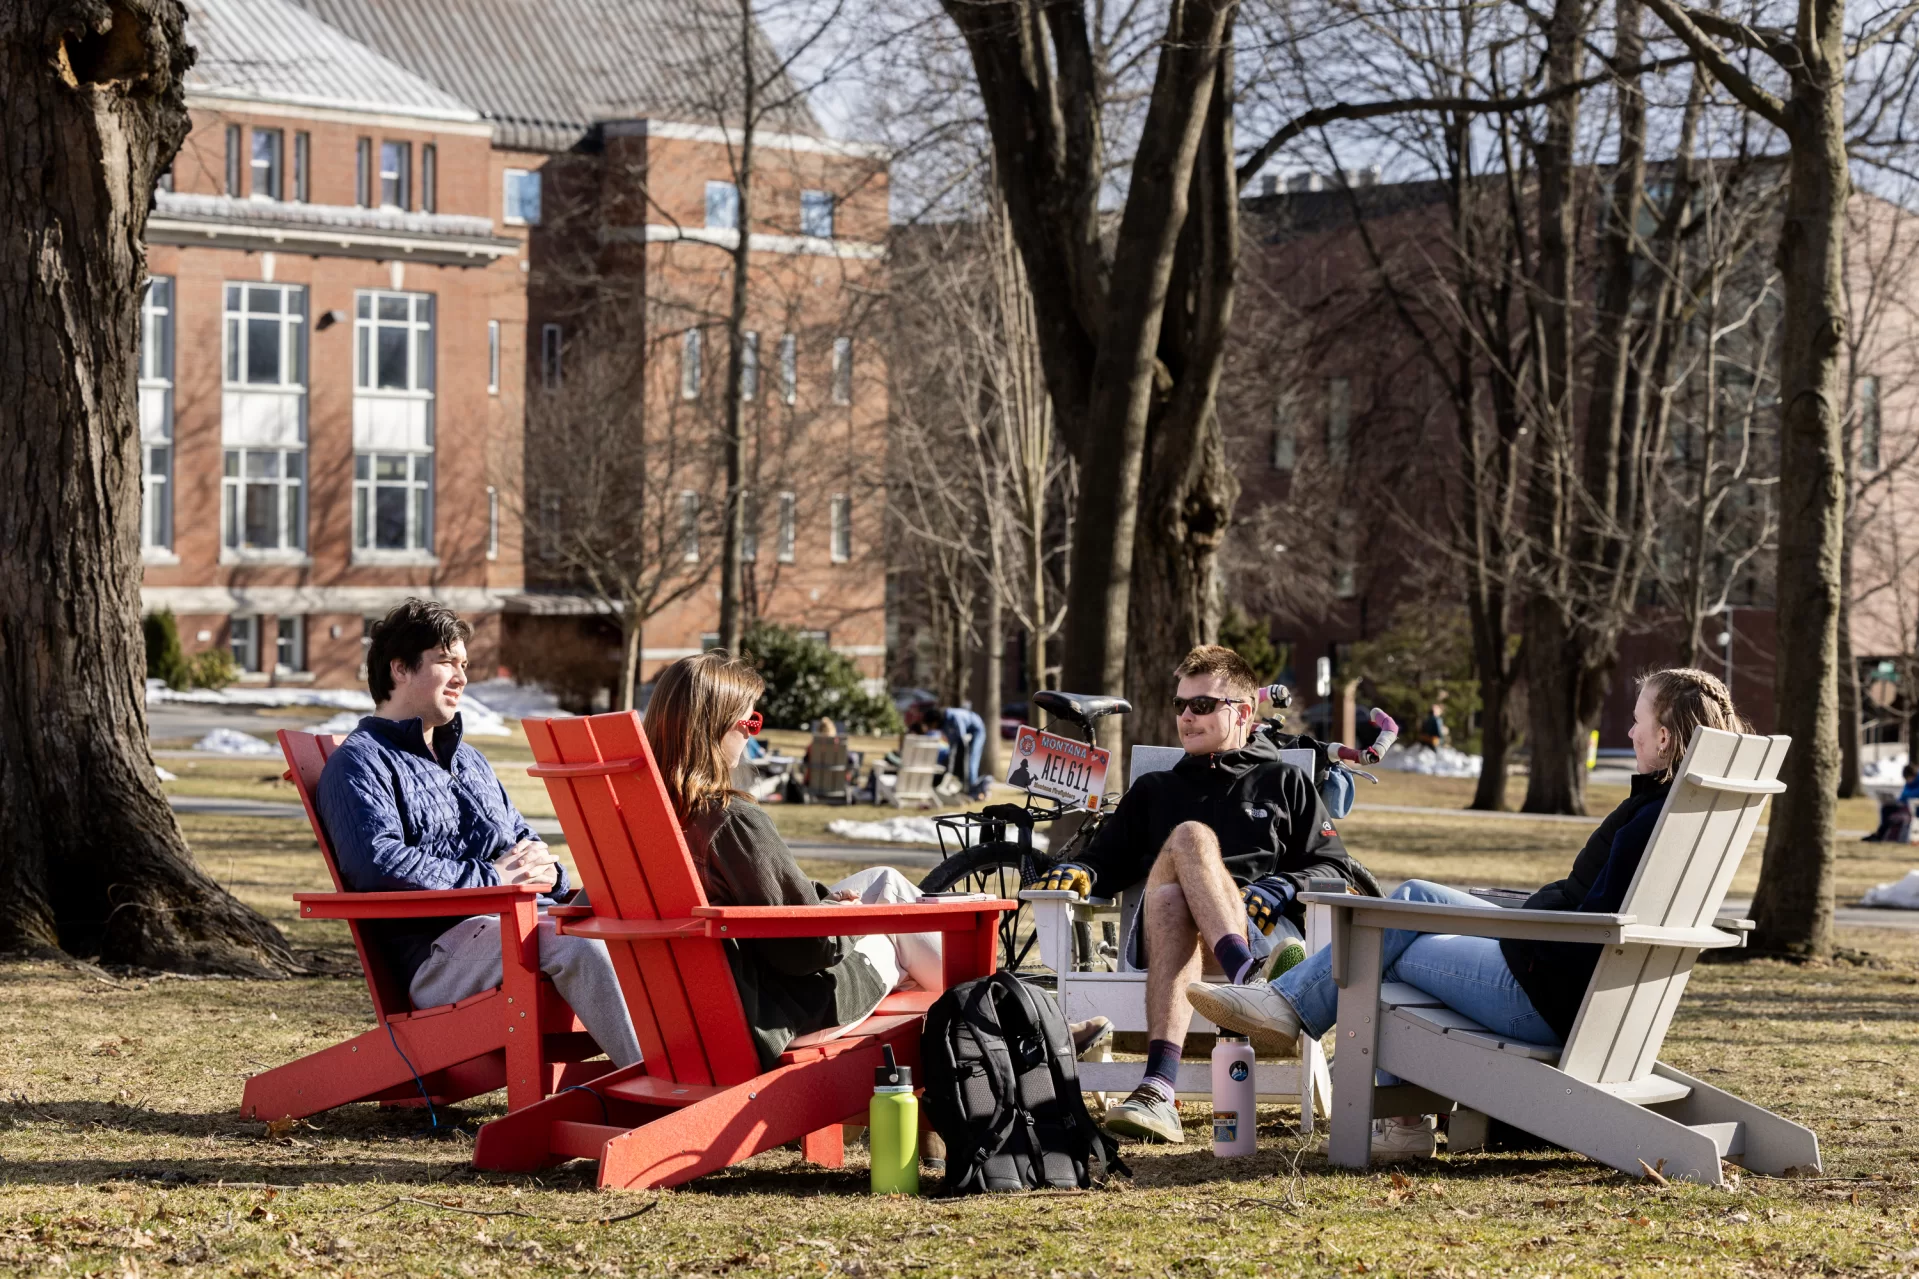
[1750,60,1849,960]
[619,613,643,712]
[715,0,756,655]
[1471,651,1513,810]
[975,586,1003,783]
[0,0,292,974]
[1837,592,1861,797]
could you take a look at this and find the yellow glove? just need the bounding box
[1034,861,1093,898]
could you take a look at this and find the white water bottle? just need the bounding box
[1211,1032,1257,1157]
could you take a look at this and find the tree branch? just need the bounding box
[1639,0,1793,130]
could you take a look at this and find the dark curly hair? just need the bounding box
[366,598,472,704]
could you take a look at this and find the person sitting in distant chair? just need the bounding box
[316,598,642,1069]
[1863,762,1919,843]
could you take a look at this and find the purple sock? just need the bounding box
[1140,1038,1182,1100]
[1212,933,1258,984]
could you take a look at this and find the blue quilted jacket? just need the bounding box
[315,713,564,991]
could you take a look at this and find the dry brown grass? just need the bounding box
[4,808,1918,1277]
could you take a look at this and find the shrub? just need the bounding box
[143,609,190,690]
[741,622,902,734]
[1217,605,1284,685]
[186,648,238,691]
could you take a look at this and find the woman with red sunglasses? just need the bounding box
[648,651,942,1072]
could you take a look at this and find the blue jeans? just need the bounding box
[1276,880,1560,1047]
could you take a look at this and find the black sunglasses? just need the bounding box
[1171,695,1247,717]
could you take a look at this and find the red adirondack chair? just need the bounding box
[470,711,1014,1190]
[240,729,615,1121]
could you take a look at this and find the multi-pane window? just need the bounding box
[139,278,175,553]
[250,128,283,200]
[801,189,835,238]
[679,491,700,561]
[741,490,758,562]
[354,291,434,392]
[222,447,306,552]
[354,453,433,552]
[1325,377,1351,467]
[276,616,305,674]
[504,169,541,224]
[355,138,373,207]
[779,333,797,405]
[420,143,437,213]
[740,331,759,401]
[1858,375,1882,470]
[487,486,500,560]
[542,323,563,389]
[830,495,852,563]
[488,320,501,394]
[225,124,244,196]
[831,337,853,405]
[230,616,259,673]
[292,131,310,201]
[379,140,411,209]
[705,181,740,230]
[777,490,796,563]
[224,284,307,387]
[681,329,702,399]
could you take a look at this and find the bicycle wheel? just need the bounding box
[918,840,1051,973]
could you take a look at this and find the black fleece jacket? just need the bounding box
[1078,733,1381,917]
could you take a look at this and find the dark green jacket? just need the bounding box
[683,799,888,1071]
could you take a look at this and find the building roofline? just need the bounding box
[605,117,887,160]
[186,91,492,134]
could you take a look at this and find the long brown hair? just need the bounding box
[1638,667,1750,779]
[649,650,765,823]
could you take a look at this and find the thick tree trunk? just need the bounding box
[0,0,291,974]
[715,0,756,655]
[619,614,643,711]
[974,587,1003,783]
[1750,68,1849,959]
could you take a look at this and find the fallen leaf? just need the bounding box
[1389,1171,1411,1190]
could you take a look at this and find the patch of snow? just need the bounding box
[307,711,366,735]
[1376,743,1484,779]
[825,815,1049,851]
[194,728,279,756]
[155,766,178,782]
[455,696,512,737]
[1862,869,1919,909]
[465,678,569,721]
[149,684,375,711]
[1862,754,1909,784]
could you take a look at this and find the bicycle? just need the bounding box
[916,690,1130,973]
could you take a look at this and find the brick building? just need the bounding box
[141,0,526,687]
[289,0,892,705]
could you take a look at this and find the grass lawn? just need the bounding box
[4,809,1919,1277]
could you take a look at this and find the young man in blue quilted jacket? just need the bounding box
[315,599,640,1067]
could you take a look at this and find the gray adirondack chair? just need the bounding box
[1304,726,1819,1185]
[890,733,945,807]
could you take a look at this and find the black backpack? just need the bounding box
[920,972,1126,1194]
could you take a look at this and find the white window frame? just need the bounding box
[542,323,562,389]
[705,180,740,230]
[140,278,175,556]
[801,189,835,238]
[779,333,797,405]
[230,616,260,673]
[680,490,700,562]
[487,485,500,560]
[353,451,434,554]
[681,329,702,399]
[379,139,410,210]
[250,127,283,201]
[1858,374,1882,470]
[224,283,307,390]
[488,320,501,395]
[741,330,759,401]
[222,446,307,554]
[276,614,305,674]
[831,337,853,405]
[504,168,541,225]
[830,494,852,563]
[354,290,435,395]
[777,490,797,563]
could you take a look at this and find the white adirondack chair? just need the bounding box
[1307,726,1819,1185]
[890,733,945,807]
[1023,745,1334,1131]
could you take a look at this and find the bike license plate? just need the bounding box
[1005,727,1111,811]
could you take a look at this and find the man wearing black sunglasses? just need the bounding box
[1034,645,1379,1143]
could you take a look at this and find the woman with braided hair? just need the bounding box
[1193,667,1750,1160]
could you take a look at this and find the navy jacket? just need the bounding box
[315,713,564,993]
[1501,771,1672,1039]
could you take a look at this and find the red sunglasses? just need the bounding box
[735,711,764,736]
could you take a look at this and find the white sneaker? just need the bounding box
[1372,1116,1438,1161]
[1185,981,1301,1058]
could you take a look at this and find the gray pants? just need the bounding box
[409,915,644,1068]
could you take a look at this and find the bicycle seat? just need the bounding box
[1032,691,1132,724]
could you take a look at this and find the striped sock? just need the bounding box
[1139,1038,1181,1100]
[1212,933,1259,984]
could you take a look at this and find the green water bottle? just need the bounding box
[869,1045,919,1195]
